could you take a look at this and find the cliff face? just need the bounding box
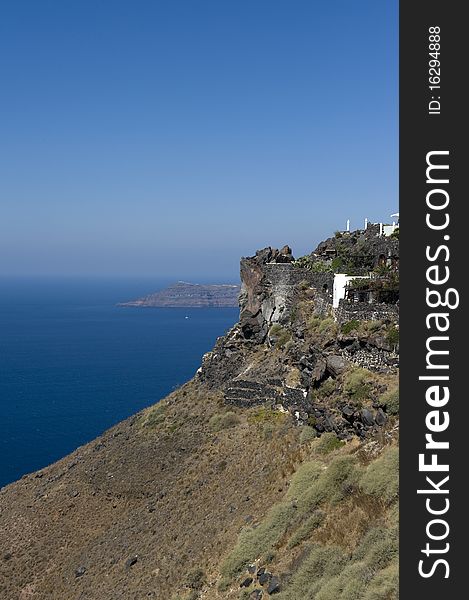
[238,245,296,340]
[0,238,399,600]
[199,244,398,439]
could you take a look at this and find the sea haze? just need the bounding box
[0,277,238,488]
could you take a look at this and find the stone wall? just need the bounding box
[239,246,398,343]
[335,299,399,323]
[263,264,334,314]
[239,248,336,341]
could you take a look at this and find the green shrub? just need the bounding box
[300,426,317,444]
[266,450,399,600]
[277,526,398,600]
[314,562,369,600]
[308,315,322,330]
[380,387,399,415]
[221,452,370,589]
[364,320,383,332]
[185,568,206,590]
[359,447,399,503]
[341,319,360,335]
[217,578,231,592]
[311,261,332,273]
[269,324,292,348]
[221,502,295,578]
[311,530,398,600]
[318,317,337,335]
[294,256,333,273]
[319,378,337,397]
[343,368,372,402]
[315,433,345,455]
[144,403,167,428]
[288,511,324,548]
[331,257,344,272]
[171,593,199,600]
[285,461,323,502]
[293,255,314,270]
[353,527,398,570]
[248,406,284,425]
[362,563,398,600]
[386,325,399,347]
[388,502,399,530]
[221,460,328,578]
[275,545,348,600]
[209,411,240,432]
[319,455,360,504]
[308,315,338,337]
[263,422,275,439]
[289,455,359,513]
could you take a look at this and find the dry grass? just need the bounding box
[219,438,398,600]
[380,387,399,415]
[209,411,240,432]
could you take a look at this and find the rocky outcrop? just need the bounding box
[239,246,294,341]
[335,300,399,324]
[197,241,399,441]
[238,246,335,343]
[312,228,399,273]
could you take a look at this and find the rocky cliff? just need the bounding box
[200,243,398,439]
[0,236,399,600]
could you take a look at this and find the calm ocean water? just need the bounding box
[0,278,238,488]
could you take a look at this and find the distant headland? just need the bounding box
[118,281,240,308]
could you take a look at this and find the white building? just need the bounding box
[333,274,371,308]
[378,212,399,237]
[345,213,399,237]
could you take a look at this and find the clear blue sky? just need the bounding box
[0,0,397,281]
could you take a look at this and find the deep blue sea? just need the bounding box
[0,278,238,488]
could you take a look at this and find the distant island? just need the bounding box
[118,281,241,308]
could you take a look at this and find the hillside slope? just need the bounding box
[0,239,399,600]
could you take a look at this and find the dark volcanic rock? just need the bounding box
[125,555,138,569]
[238,247,301,343]
[326,355,348,377]
[312,230,399,275]
[224,380,280,408]
[375,408,387,425]
[310,358,327,383]
[361,409,375,426]
[267,576,281,594]
[258,571,272,585]
[342,405,356,421]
